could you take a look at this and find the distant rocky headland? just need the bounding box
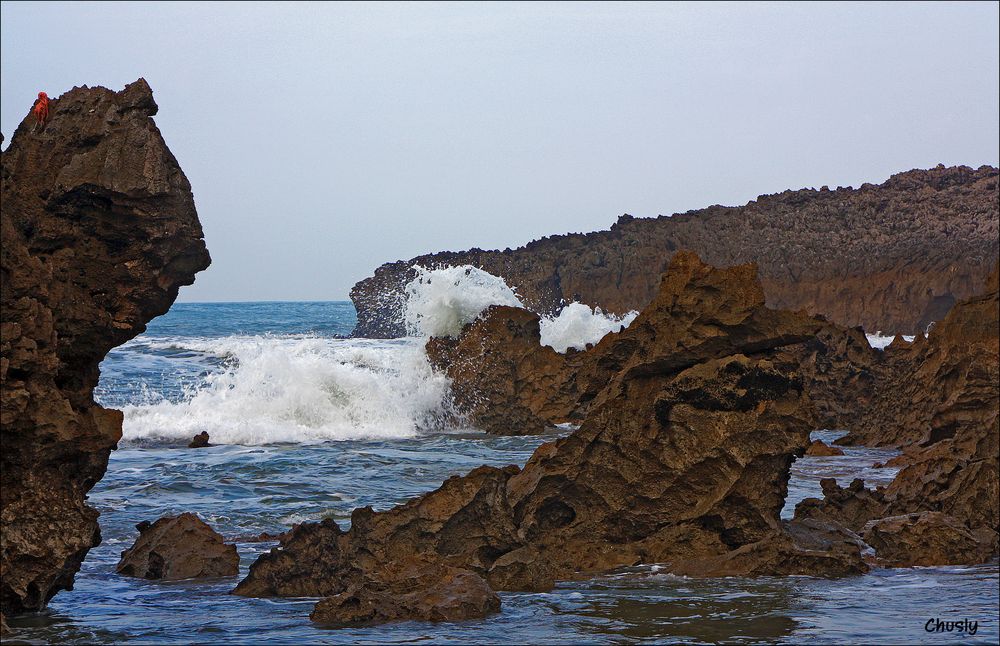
[351,165,999,337]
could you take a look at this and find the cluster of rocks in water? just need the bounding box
[1,80,997,631]
[233,252,999,626]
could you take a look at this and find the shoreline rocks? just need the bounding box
[0,79,210,614]
[352,165,998,338]
[116,514,239,580]
[235,253,869,627]
[796,270,999,566]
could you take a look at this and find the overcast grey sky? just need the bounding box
[2,2,998,302]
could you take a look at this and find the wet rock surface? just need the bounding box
[116,513,239,580]
[309,557,500,626]
[794,478,886,534]
[0,80,210,613]
[863,512,995,567]
[237,253,871,627]
[352,165,998,337]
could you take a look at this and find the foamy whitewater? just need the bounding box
[403,264,637,351]
[865,332,917,350]
[116,336,453,445]
[108,267,636,446]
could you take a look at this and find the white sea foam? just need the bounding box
[120,336,454,446]
[402,265,524,338]
[865,332,916,350]
[539,303,638,353]
[402,265,639,352]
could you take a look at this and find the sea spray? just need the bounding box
[865,332,917,350]
[117,268,640,446]
[539,303,638,352]
[403,265,524,338]
[119,336,454,445]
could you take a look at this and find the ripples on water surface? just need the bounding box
[5,302,997,644]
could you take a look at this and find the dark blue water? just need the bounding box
[5,302,997,644]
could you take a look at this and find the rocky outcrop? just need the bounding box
[188,431,211,448]
[116,514,239,580]
[352,165,998,337]
[794,478,886,534]
[0,80,210,613]
[796,271,999,565]
[862,512,995,567]
[425,307,574,434]
[840,266,999,449]
[236,253,868,627]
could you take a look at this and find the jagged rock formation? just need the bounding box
[840,266,999,449]
[352,165,998,338]
[862,512,995,567]
[796,271,999,565]
[0,80,210,613]
[426,279,881,438]
[116,514,239,580]
[235,253,868,627]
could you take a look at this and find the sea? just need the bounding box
[4,281,998,644]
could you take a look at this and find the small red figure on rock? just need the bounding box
[32,91,50,131]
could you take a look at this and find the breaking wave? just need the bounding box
[539,303,638,352]
[116,336,455,445]
[402,265,637,351]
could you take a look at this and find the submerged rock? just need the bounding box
[352,165,998,338]
[0,80,210,614]
[188,431,211,448]
[237,253,866,626]
[310,557,500,626]
[805,440,845,456]
[116,513,239,580]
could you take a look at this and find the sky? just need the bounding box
[2,2,998,302]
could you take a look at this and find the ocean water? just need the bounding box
[5,299,998,644]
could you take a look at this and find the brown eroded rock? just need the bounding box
[236,253,866,627]
[309,556,500,626]
[805,440,845,456]
[861,269,998,550]
[840,265,999,449]
[793,323,882,431]
[793,478,886,534]
[425,307,572,434]
[116,513,239,580]
[188,431,211,448]
[428,250,825,435]
[862,512,996,567]
[795,271,999,565]
[352,165,999,338]
[1,80,210,613]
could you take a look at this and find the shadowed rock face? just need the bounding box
[0,79,210,613]
[236,253,868,627]
[351,165,998,338]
